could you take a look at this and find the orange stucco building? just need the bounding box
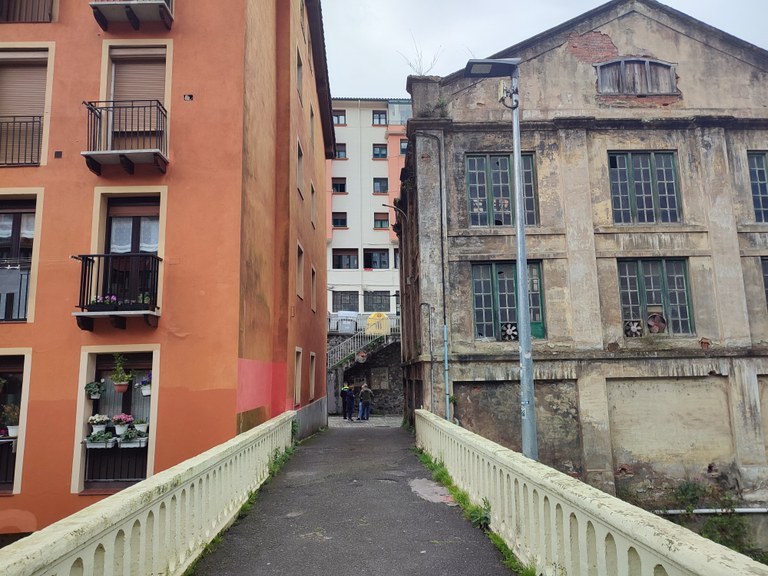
[0,0,333,534]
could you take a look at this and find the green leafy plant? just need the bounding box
[111,353,131,383]
[85,430,113,443]
[121,428,147,441]
[84,379,105,396]
[674,480,709,513]
[1,403,19,426]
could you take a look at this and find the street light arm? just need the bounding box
[382,203,408,223]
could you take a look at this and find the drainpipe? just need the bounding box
[414,130,449,420]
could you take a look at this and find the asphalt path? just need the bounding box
[192,416,512,575]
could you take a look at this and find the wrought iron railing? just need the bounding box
[0,259,30,321]
[0,116,42,166]
[328,313,401,334]
[83,100,168,156]
[74,253,162,312]
[0,0,53,22]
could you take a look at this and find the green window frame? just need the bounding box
[609,152,680,224]
[618,258,693,337]
[332,291,358,312]
[762,257,768,306]
[471,261,544,340]
[749,152,768,222]
[466,153,538,227]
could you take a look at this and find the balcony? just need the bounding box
[0,259,30,322]
[0,0,53,23]
[81,100,168,175]
[0,116,42,167]
[73,253,162,331]
[89,0,173,31]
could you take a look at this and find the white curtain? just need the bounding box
[110,217,133,253]
[20,214,34,239]
[0,215,12,240]
[139,216,159,253]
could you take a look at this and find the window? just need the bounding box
[309,105,315,148]
[332,290,358,312]
[609,152,679,224]
[364,290,390,312]
[372,110,387,125]
[335,143,347,159]
[374,212,389,229]
[0,200,35,321]
[332,109,346,125]
[296,244,304,298]
[394,248,399,269]
[297,143,304,196]
[749,152,768,222]
[400,139,408,155]
[363,249,388,269]
[466,154,538,227]
[595,58,677,95]
[0,49,48,166]
[310,183,316,225]
[0,1,55,22]
[618,259,693,337]
[309,352,316,400]
[294,348,302,406]
[296,49,303,103]
[85,352,152,488]
[472,262,545,340]
[373,178,388,193]
[0,355,24,493]
[311,266,317,311]
[332,177,346,193]
[332,212,347,227]
[332,249,358,269]
[372,144,387,159]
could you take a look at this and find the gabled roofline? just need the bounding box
[438,0,768,86]
[307,0,336,159]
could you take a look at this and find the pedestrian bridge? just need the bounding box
[0,410,766,576]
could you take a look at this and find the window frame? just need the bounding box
[618,258,694,337]
[372,110,387,125]
[372,144,387,159]
[749,152,768,222]
[373,212,389,229]
[364,290,390,312]
[466,153,538,228]
[332,290,359,312]
[331,177,347,194]
[363,248,388,269]
[335,143,347,159]
[332,248,358,269]
[332,109,346,125]
[332,212,347,228]
[595,58,678,95]
[373,177,389,194]
[608,151,680,225]
[471,261,545,340]
[400,139,408,155]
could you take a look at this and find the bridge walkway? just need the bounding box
[192,416,512,576]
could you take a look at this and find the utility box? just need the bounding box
[336,311,357,334]
[365,312,390,335]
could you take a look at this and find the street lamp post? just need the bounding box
[464,58,538,460]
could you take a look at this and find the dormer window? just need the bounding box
[595,58,677,95]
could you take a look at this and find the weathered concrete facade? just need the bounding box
[399,0,768,502]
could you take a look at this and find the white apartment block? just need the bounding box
[327,98,411,320]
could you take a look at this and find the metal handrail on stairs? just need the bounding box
[327,319,393,369]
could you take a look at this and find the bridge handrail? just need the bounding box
[0,411,295,576]
[415,409,768,576]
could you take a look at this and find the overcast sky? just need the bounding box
[321,0,767,98]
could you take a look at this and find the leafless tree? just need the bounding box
[398,32,444,75]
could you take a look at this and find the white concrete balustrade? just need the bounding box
[0,411,295,576]
[415,409,768,576]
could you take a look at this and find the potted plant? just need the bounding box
[84,430,116,449]
[111,353,131,393]
[111,413,133,435]
[136,371,152,396]
[86,294,118,312]
[2,404,19,437]
[118,427,148,448]
[87,413,110,433]
[134,418,149,433]
[84,378,105,400]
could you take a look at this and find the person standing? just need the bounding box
[340,382,355,420]
[359,383,374,420]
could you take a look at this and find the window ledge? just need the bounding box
[594,224,707,234]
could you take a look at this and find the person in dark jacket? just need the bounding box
[359,383,374,420]
[340,382,355,420]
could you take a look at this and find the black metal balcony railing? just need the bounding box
[82,100,168,174]
[0,259,30,322]
[0,0,53,23]
[0,116,43,166]
[75,253,161,313]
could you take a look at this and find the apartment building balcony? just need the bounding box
[0,116,42,167]
[90,0,173,31]
[0,0,53,22]
[72,253,162,331]
[81,100,168,175]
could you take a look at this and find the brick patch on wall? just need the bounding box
[567,31,619,63]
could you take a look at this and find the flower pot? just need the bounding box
[89,392,102,400]
[91,424,106,434]
[6,425,18,438]
[86,303,117,312]
[140,384,151,397]
[118,437,148,448]
[85,438,116,449]
[134,423,148,433]
[113,381,129,394]
[114,424,129,435]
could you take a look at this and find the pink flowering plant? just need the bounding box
[111,413,134,425]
